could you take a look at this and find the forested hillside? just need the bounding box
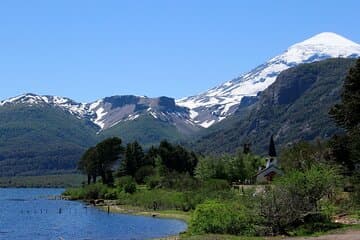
[0,104,98,176]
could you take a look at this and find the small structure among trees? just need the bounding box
[255,135,283,183]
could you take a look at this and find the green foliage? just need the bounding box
[0,104,98,176]
[64,183,112,200]
[116,189,187,210]
[115,176,137,194]
[99,114,185,149]
[157,140,198,175]
[78,147,99,184]
[330,58,360,131]
[145,175,162,189]
[78,137,124,185]
[195,156,227,180]
[259,165,340,235]
[195,154,264,182]
[280,140,330,172]
[0,174,85,188]
[135,165,156,184]
[329,58,360,208]
[159,173,201,191]
[119,141,145,177]
[290,221,342,237]
[124,181,137,194]
[190,201,254,235]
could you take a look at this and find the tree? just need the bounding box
[143,145,158,166]
[329,58,360,180]
[79,137,124,185]
[227,154,246,182]
[120,141,145,177]
[96,137,124,185]
[259,165,339,235]
[157,140,198,175]
[78,147,98,184]
[195,156,218,181]
[330,58,360,131]
[280,141,330,172]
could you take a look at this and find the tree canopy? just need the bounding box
[78,137,124,185]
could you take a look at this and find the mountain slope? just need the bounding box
[194,58,357,154]
[99,115,185,148]
[0,104,98,176]
[177,32,360,128]
[88,95,199,135]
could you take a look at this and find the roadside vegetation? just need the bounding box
[64,59,360,238]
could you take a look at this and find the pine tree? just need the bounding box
[329,58,360,175]
[120,141,145,177]
[330,58,360,131]
[95,137,124,185]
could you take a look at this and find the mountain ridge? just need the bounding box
[176,32,360,128]
[194,58,356,155]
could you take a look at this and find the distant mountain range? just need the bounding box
[0,32,359,176]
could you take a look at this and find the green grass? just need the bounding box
[101,204,191,223]
[0,174,86,188]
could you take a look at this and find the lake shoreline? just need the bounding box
[81,201,189,239]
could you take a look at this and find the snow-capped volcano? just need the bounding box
[176,32,360,128]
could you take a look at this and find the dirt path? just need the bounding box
[284,229,360,240]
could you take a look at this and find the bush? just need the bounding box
[116,176,137,194]
[116,189,186,210]
[104,188,118,200]
[202,179,230,191]
[64,183,112,200]
[135,165,156,184]
[190,201,254,235]
[82,183,110,199]
[124,181,137,194]
[259,165,340,235]
[160,173,200,191]
[145,175,161,189]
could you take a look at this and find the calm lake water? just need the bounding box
[0,188,187,240]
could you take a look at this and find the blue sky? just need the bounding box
[0,0,359,102]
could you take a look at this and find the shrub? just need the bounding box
[259,165,340,235]
[83,183,110,199]
[145,175,161,189]
[135,165,156,184]
[160,173,200,191]
[104,189,118,200]
[124,181,137,194]
[202,178,230,191]
[190,201,254,235]
[116,176,137,194]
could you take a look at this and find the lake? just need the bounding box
[0,188,187,240]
